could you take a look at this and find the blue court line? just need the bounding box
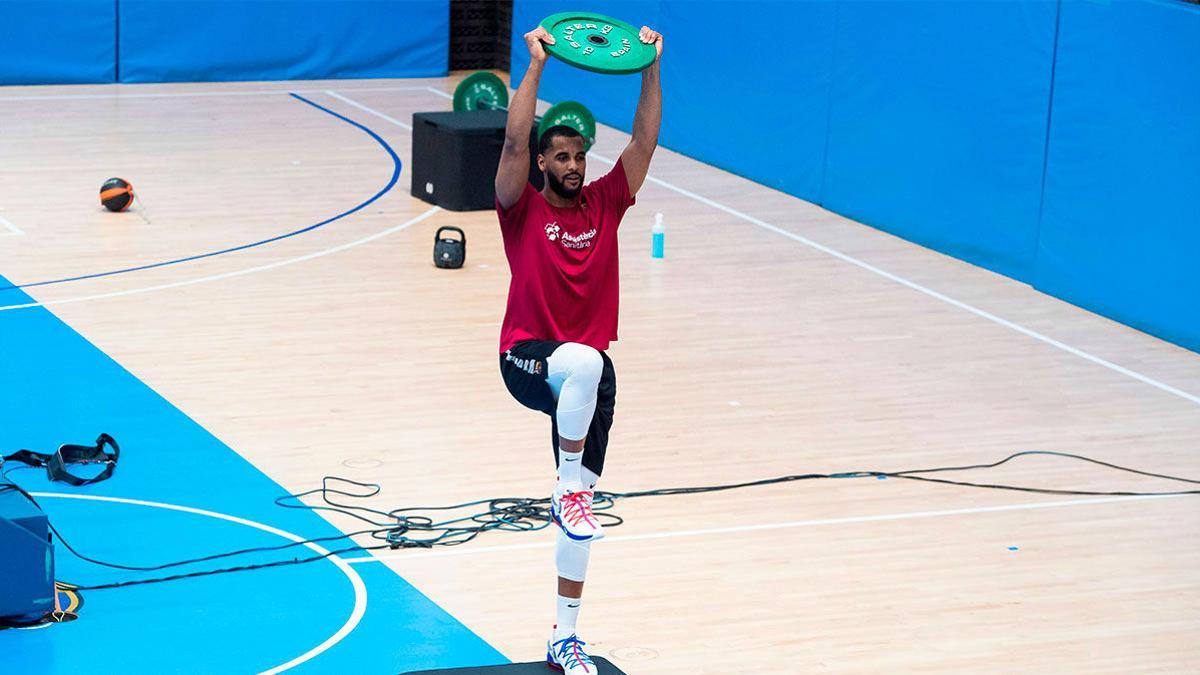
[0,270,507,672]
[0,92,401,294]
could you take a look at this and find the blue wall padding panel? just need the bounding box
[118,0,448,83]
[512,0,1197,351]
[821,0,1058,282]
[1036,0,1200,353]
[0,0,116,84]
[511,0,833,201]
[657,0,833,200]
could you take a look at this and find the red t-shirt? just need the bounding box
[497,159,635,352]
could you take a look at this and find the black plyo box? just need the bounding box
[411,111,542,211]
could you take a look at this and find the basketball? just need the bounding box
[99,177,133,212]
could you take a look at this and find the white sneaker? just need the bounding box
[546,630,596,674]
[551,485,604,542]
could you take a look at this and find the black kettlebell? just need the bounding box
[433,226,466,269]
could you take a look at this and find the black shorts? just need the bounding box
[499,340,616,478]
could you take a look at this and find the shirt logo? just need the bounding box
[545,221,596,250]
[560,228,597,249]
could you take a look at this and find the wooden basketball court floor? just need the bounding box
[1,73,1198,673]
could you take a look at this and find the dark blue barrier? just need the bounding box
[822,1,1058,282]
[1036,0,1200,353]
[0,0,116,84]
[118,0,448,83]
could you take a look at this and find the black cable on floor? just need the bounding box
[4,449,1196,592]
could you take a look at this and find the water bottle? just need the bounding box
[651,212,664,259]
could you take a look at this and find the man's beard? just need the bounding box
[547,169,583,199]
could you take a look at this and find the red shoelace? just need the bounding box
[558,490,598,528]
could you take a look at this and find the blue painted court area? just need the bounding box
[0,274,506,673]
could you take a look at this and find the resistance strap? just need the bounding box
[3,434,120,486]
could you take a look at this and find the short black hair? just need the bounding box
[538,125,583,155]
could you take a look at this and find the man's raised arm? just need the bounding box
[495,27,555,209]
[620,27,664,196]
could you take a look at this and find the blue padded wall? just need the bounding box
[511,0,833,201]
[514,0,1056,280]
[0,0,116,85]
[821,0,1058,282]
[657,0,833,201]
[1036,0,1200,353]
[512,0,1198,352]
[117,0,448,83]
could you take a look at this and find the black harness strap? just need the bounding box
[3,434,120,486]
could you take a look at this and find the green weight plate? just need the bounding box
[539,12,657,75]
[453,71,509,112]
[538,101,597,151]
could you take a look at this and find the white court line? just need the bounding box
[0,214,23,235]
[340,492,1187,565]
[0,85,437,102]
[591,145,1200,407]
[324,90,413,130]
[426,82,1200,406]
[33,492,366,674]
[0,206,440,311]
[8,80,1196,407]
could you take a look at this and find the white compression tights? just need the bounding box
[545,342,603,445]
[546,342,602,581]
[556,526,592,582]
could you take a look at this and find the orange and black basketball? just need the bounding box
[99,177,134,212]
